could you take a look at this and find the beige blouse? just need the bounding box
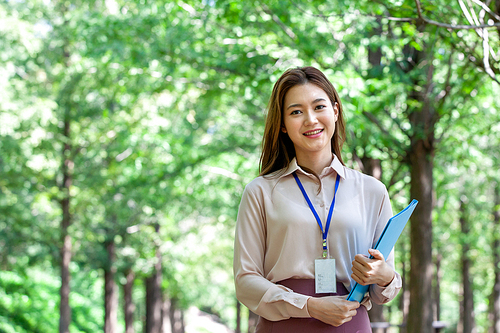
[233,155,402,321]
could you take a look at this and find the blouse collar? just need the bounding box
[278,154,346,180]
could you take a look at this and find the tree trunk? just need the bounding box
[236,300,242,333]
[368,16,383,78]
[458,196,475,333]
[434,253,442,322]
[406,25,436,332]
[496,1,500,39]
[104,238,118,333]
[362,17,388,328]
[146,224,163,333]
[248,310,258,333]
[490,183,500,333]
[123,269,135,333]
[145,274,162,333]
[407,135,434,333]
[169,297,185,333]
[59,117,72,333]
[368,305,385,333]
[361,156,382,182]
[400,241,409,333]
[162,298,172,333]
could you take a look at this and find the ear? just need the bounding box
[333,102,339,121]
[281,125,287,133]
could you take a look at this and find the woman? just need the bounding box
[233,66,402,332]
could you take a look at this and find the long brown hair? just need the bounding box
[259,66,346,176]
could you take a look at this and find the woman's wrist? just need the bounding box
[377,270,395,287]
[306,297,318,317]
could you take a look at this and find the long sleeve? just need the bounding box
[369,271,402,305]
[233,184,311,321]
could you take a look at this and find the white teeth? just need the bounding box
[304,129,322,136]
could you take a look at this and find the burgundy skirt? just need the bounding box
[255,279,372,333]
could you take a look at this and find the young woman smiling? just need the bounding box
[233,67,401,332]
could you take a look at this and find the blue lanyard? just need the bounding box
[293,172,341,258]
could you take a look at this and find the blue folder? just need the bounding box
[346,199,418,302]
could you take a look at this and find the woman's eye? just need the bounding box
[316,105,326,110]
[290,110,302,115]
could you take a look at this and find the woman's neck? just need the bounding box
[295,151,333,175]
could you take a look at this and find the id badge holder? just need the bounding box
[314,245,336,294]
[293,172,340,294]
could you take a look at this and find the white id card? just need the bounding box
[315,258,336,294]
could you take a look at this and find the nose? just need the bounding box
[304,110,318,125]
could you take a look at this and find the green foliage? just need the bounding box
[1,0,500,331]
[0,266,104,333]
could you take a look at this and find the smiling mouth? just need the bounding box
[303,129,323,136]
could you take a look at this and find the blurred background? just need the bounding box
[1,0,500,332]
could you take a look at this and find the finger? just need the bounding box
[336,308,357,323]
[348,308,359,316]
[351,272,367,285]
[343,309,358,322]
[347,301,360,309]
[351,265,363,278]
[340,315,353,325]
[368,248,385,261]
[352,265,374,284]
[341,300,360,310]
[352,260,371,275]
[351,274,370,286]
[351,259,363,271]
[354,253,369,262]
[354,254,374,269]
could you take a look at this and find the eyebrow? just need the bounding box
[286,98,327,110]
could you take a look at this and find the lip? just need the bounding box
[303,129,324,138]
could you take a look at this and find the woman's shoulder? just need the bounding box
[245,173,280,191]
[343,165,387,193]
[243,168,287,194]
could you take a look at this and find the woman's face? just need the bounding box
[282,83,338,160]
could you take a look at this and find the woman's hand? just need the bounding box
[351,249,395,287]
[307,296,360,327]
